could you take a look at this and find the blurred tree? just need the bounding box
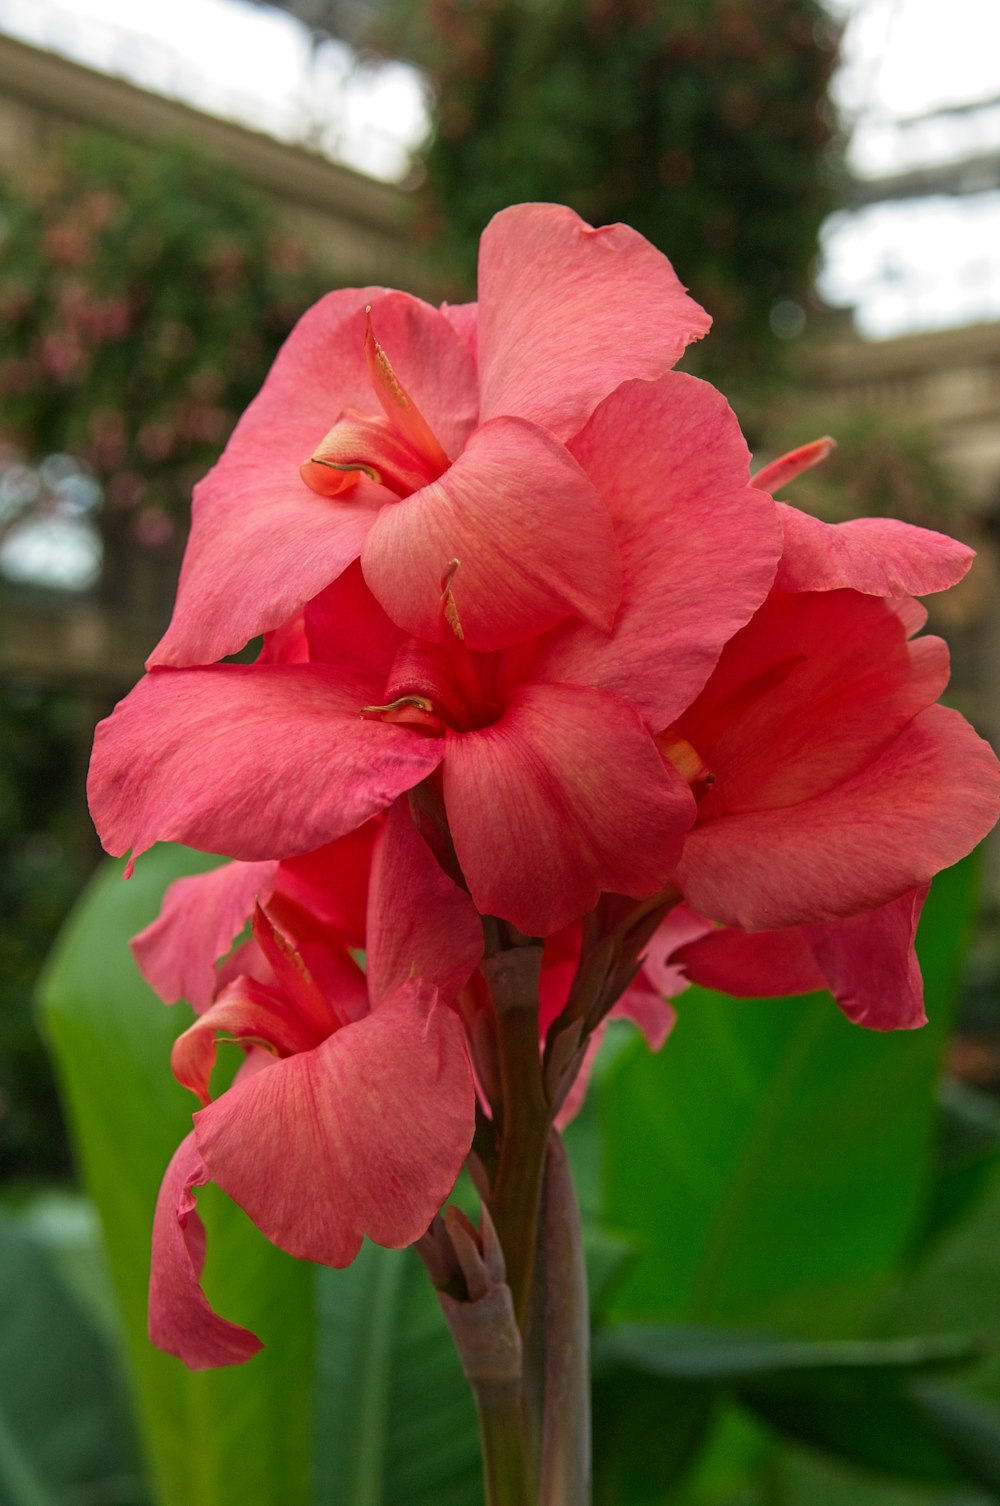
[375,0,842,396]
[0,129,329,614]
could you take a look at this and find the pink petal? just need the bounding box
[88,665,443,868]
[537,374,780,725]
[678,704,1000,929]
[362,417,622,649]
[194,980,475,1265]
[132,860,277,1011]
[639,903,717,999]
[611,982,678,1052]
[681,589,950,817]
[171,974,326,1107]
[443,683,695,935]
[476,203,711,440]
[805,887,929,1030]
[775,505,974,598]
[149,1133,262,1369]
[273,822,379,953]
[366,800,483,1006]
[150,291,478,667]
[673,925,825,998]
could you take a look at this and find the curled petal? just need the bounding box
[443,683,695,935]
[88,664,443,869]
[132,860,277,1011]
[476,203,710,440]
[775,504,974,598]
[149,1133,261,1369]
[195,980,476,1266]
[362,417,622,649]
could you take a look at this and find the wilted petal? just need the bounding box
[476,203,710,440]
[775,505,974,598]
[678,705,1000,929]
[89,665,443,868]
[195,980,475,1265]
[362,417,622,649]
[132,860,277,1011]
[367,800,483,1006]
[149,1133,262,1369]
[443,683,695,935]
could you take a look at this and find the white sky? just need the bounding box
[0,0,998,337]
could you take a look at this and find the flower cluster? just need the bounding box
[87,204,1000,1368]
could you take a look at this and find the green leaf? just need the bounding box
[0,1204,145,1506]
[593,1325,983,1495]
[314,1244,482,1506]
[599,858,977,1334]
[36,850,314,1506]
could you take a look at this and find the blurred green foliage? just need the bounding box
[21,845,1000,1505]
[377,0,841,391]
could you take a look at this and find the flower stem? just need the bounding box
[473,1376,537,1506]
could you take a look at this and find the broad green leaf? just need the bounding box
[36,850,314,1506]
[593,1325,979,1494]
[909,1081,1000,1260]
[0,1204,145,1506]
[875,1159,1000,1403]
[314,1244,482,1506]
[599,858,977,1334]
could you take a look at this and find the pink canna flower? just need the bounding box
[89,369,782,936]
[661,508,1000,933]
[150,203,711,667]
[148,806,482,1368]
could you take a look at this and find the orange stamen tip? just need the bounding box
[751,435,837,494]
[439,558,465,640]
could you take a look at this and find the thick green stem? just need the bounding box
[474,1377,537,1506]
[485,947,551,1333]
[538,1135,591,1506]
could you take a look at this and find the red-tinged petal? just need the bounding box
[362,417,622,649]
[673,925,825,998]
[149,1133,262,1369]
[805,887,929,1030]
[149,290,478,667]
[88,664,443,867]
[304,559,405,679]
[537,374,780,725]
[639,904,717,999]
[171,974,324,1106]
[611,981,678,1051]
[367,800,483,1006]
[678,704,1000,930]
[476,203,711,440]
[440,300,478,364]
[775,504,974,598]
[443,683,695,935]
[274,823,379,953]
[682,590,950,817]
[751,436,835,493]
[195,980,476,1265]
[132,860,277,1011]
